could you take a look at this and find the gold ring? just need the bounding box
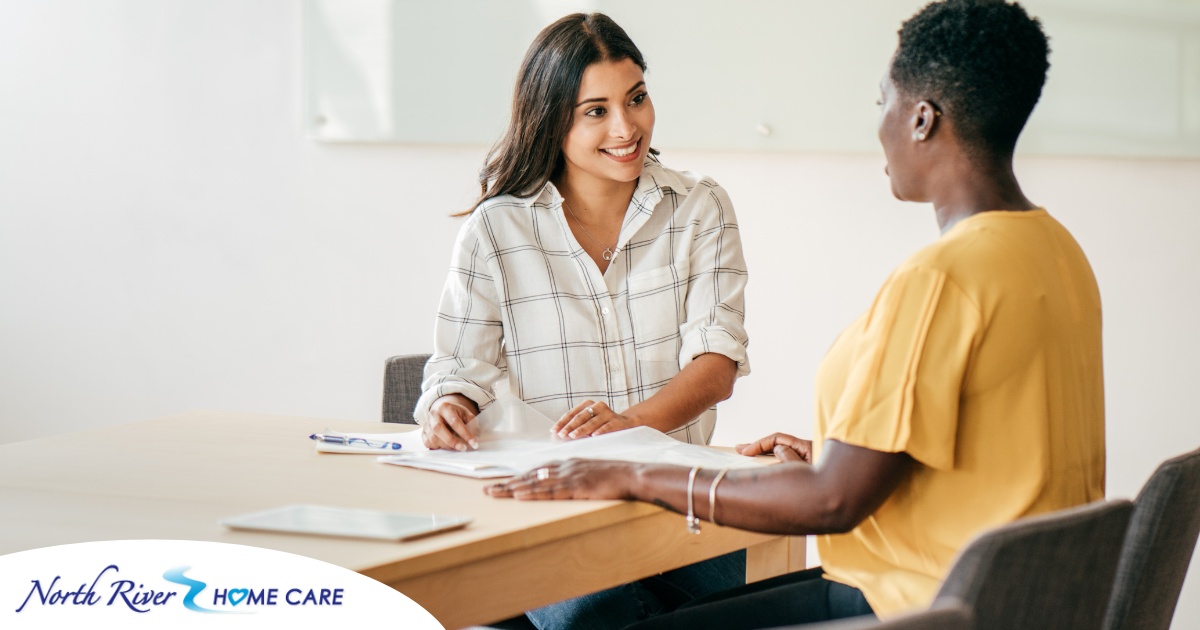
[585,406,595,417]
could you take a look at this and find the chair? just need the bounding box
[382,353,431,424]
[1103,446,1200,630]
[773,500,1128,630]
[934,499,1133,630]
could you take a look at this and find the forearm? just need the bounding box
[628,441,913,536]
[630,462,847,536]
[622,353,737,433]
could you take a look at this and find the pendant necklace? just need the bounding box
[563,200,616,261]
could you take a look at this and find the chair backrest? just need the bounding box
[382,353,432,424]
[788,599,973,630]
[1103,447,1200,630]
[935,499,1133,630]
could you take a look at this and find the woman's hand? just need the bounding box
[423,394,480,451]
[551,400,636,439]
[735,433,813,464]
[485,459,638,500]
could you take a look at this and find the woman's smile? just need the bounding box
[601,138,641,162]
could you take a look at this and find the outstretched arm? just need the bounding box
[486,438,912,536]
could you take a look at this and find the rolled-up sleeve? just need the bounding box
[678,181,750,377]
[414,219,505,423]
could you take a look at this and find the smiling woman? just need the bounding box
[411,12,752,630]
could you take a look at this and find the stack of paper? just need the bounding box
[378,399,766,478]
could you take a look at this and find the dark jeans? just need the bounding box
[623,567,875,630]
[526,550,746,630]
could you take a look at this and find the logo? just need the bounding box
[0,540,444,628]
[16,564,344,615]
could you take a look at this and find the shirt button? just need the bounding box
[601,307,611,316]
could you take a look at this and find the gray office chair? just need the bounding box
[1103,446,1200,630]
[935,499,1133,630]
[777,599,973,629]
[382,353,431,424]
[773,502,1128,630]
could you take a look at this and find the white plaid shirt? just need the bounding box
[415,158,750,444]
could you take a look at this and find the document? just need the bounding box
[378,398,766,478]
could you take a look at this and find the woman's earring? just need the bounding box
[913,132,926,141]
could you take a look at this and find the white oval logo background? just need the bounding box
[0,540,444,629]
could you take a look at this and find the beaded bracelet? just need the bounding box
[686,466,702,534]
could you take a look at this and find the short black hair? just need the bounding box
[891,0,1050,157]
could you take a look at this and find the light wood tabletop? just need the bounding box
[0,412,804,628]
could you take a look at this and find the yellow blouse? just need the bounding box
[813,209,1106,617]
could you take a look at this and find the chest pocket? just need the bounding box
[627,264,687,362]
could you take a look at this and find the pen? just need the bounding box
[309,434,403,450]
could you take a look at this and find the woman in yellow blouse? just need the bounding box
[486,0,1105,628]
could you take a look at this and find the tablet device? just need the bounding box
[220,504,472,541]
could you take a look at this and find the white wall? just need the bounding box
[2,1,1198,626]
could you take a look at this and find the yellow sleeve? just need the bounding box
[824,266,981,471]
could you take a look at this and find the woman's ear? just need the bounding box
[911,100,941,142]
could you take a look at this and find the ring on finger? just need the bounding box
[536,467,550,481]
[585,406,595,417]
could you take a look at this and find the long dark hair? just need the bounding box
[459,13,653,216]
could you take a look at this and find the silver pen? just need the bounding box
[308,433,403,450]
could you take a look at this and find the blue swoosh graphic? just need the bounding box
[162,566,234,614]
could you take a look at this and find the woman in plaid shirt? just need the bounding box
[415,12,752,630]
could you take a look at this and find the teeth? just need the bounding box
[604,144,637,157]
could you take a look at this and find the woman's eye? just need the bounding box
[630,92,648,106]
[586,107,606,118]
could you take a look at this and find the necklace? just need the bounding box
[563,200,616,261]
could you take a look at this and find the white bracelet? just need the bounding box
[709,468,730,526]
[686,466,702,534]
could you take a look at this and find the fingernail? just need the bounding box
[469,439,479,448]
[456,443,467,452]
[568,431,579,438]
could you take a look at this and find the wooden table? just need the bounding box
[0,412,804,628]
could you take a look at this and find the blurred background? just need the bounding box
[2,1,1198,625]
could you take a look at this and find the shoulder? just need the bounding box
[470,190,542,223]
[895,215,1006,279]
[640,159,734,224]
[641,158,724,199]
[460,188,553,237]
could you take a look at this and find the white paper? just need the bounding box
[378,398,766,477]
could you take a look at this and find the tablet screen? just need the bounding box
[220,504,472,541]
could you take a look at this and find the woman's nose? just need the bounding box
[608,109,635,140]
